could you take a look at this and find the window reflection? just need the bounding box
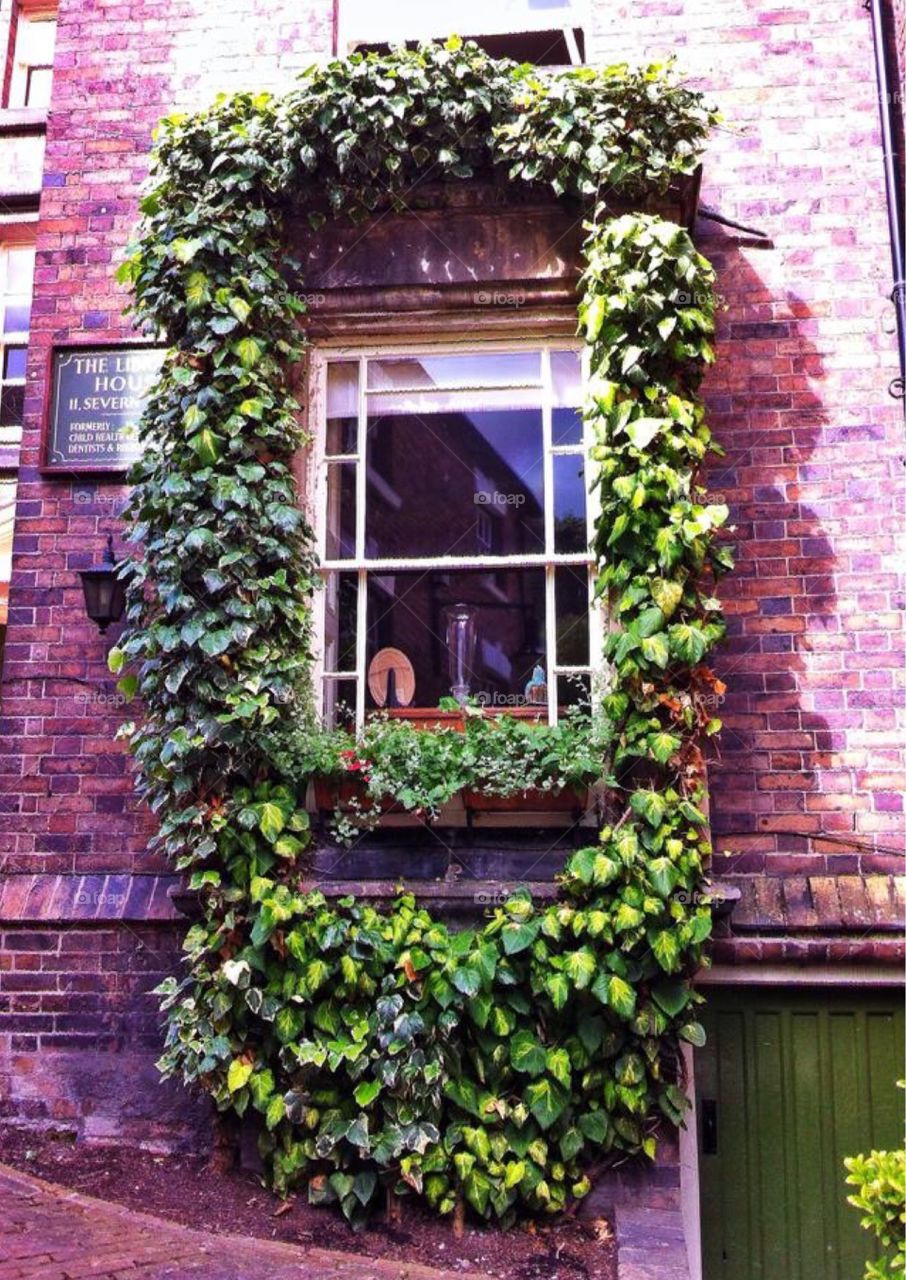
[366,568,547,710]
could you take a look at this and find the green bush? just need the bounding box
[113,39,730,1224]
[846,1094,906,1280]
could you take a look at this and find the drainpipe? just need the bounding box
[867,0,906,401]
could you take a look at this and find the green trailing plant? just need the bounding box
[112,39,731,1224]
[267,701,615,841]
[845,1086,906,1280]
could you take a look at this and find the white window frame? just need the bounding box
[337,0,587,65]
[6,3,57,110]
[0,236,34,450]
[307,338,602,731]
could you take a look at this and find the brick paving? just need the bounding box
[0,1163,489,1280]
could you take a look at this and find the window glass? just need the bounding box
[319,346,596,726]
[0,476,16,628]
[364,407,545,559]
[366,567,547,711]
[552,452,587,553]
[8,11,57,109]
[555,565,590,666]
[340,0,584,65]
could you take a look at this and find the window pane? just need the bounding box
[322,677,357,730]
[552,452,587,553]
[367,352,540,393]
[323,571,358,672]
[3,347,27,381]
[555,565,589,666]
[0,386,25,427]
[25,66,53,108]
[551,350,581,406]
[18,16,57,64]
[365,409,545,559]
[326,361,358,421]
[3,301,31,335]
[552,406,582,447]
[366,567,547,710]
[326,415,357,456]
[325,462,356,559]
[6,247,36,294]
[557,672,591,711]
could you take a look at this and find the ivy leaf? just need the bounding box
[649,929,681,972]
[651,578,683,618]
[648,856,679,898]
[625,416,663,449]
[185,271,210,309]
[353,1080,382,1106]
[578,1109,610,1145]
[257,801,286,843]
[581,293,607,341]
[651,979,692,1017]
[648,731,681,764]
[620,345,643,375]
[668,622,709,663]
[229,296,251,324]
[640,632,669,668]
[182,404,205,433]
[524,1077,570,1130]
[511,1031,548,1076]
[199,629,232,657]
[501,920,539,955]
[591,972,637,1019]
[227,1058,253,1092]
[190,428,221,465]
[546,1048,571,1088]
[172,237,203,263]
[630,789,668,828]
[544,971,569,1011]
[564,947,597,991]
[234,336,263,369]
[679,1022,707,1047]
[452,966,482,997]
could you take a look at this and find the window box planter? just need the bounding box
[312,776,397,813]
[461,785,588,814]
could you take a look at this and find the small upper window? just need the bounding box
[337,0,586,66]
[6,4,57,110]
[0,240,35,447]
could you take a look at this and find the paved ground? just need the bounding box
[0,1163,490,1280]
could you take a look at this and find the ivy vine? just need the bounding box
[112,40,731,1225]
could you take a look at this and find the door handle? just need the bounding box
[701,1098,718,1155]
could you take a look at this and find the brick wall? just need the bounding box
[587,0,905,877]
[0,0,903,1141]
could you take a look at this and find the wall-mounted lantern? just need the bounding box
[79,534,126,634]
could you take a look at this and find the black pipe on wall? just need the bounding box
[867,0,906,402]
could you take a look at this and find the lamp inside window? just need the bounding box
[316,345,600,730]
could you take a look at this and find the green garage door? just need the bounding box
[698,986,904,1280]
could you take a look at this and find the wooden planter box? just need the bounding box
[312,777,391,812]
[461,786,588,813]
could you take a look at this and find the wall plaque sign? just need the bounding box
[44,345,165,472]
